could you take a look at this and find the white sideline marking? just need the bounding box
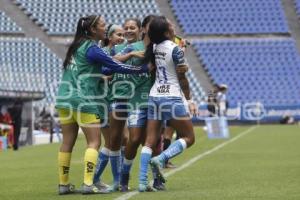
[115,126,258,200]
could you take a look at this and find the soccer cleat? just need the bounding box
[81,184,110,194]
[107,183,120,192]
[153,179,166,191]
[120,184,129,192]
[138,183,157,192]
[165,161,176,169]
[94,181,110,191]
[120,173,130,192]
[150,157,166,183]
[58,184,77,195]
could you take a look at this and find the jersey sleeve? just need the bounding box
[101,66,114,75]
[86,44,148,74]
[119,45,135,55]
[110,46,117,56]
[172,46,186,67]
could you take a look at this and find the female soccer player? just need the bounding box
[55,15,148,195]
[93,24,125,190]
[118,15,158,192]
[102,18,144,192]
[138,16,197,192]
[119,16,189,191]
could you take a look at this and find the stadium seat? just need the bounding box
[169,0,289,35]
[192,38,300,107]
[14,0,160,35]
[0,37,62,105]
[0,11,24,34]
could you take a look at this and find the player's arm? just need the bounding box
[174,35,190,53]
[113,51,145,62]
[86,44,149,74]
[113,45,144,62]
[173,46,190,100]
[173,46,197,115]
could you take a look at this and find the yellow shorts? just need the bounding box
[57,108,100,125]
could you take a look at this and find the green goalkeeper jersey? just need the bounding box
[56,40,108,118]
[110,43,132,100]
[111,41,153,110]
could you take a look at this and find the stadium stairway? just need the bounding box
[281,0,300,53]
[155,0,214,94]
[2,0,66,59]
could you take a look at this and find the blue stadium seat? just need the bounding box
[0,11,24,34]
[169,0,289,35]
[14,0,160,35]
[193,38,300,107]
[294,0,300,18]
[0,37,62,105]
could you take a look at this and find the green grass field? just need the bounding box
[0,125,299,200]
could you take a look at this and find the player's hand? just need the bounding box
[188,100,198,116]
[130,51,145,59]
[179,39,188,52]
[102,75,113,81]
[176,64,189,73]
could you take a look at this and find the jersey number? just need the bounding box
[158,66,168,84]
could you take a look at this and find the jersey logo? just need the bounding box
[86,162,94,173]
[157,85,170,94]
[62,166,70,174]
[95,114,101,119]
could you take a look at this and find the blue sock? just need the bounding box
[120,146,126,170]
[151,164,158,179]
[93,147,109,183]
[122,158,133,174]
[159,139,187,162]
[110,150,121,185]
[121,158,133,185]
[139,146,152,185]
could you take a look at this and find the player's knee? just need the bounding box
[144,142,155,150]
[130,135,141,147]
[185,134,195,147]
[87,141,100,150]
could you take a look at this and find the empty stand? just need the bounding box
[295,0,300,18]
[14,0,160,35]
[0,37,62,104]
[186,70,206,104]
[0,11,23,34]
[170,0,289,35]
[193,38,300,106]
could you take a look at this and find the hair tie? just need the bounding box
[81,19,85,28]
[105,24,113,38]
[90,16,99,27]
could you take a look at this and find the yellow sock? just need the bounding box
[83,148,98,186]
[58,152,72,185]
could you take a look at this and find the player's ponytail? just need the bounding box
[141,15,156,40]
[143,43,155,66]
[141,15,156,65]
[63,15,100,68]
